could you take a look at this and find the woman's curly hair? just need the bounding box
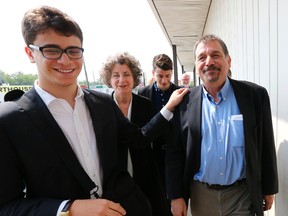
[99,52,142,88]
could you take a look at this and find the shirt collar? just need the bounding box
[112,91,132,121]
[202,77,231,102]
[153,81,172,92]
[34,80,84,106]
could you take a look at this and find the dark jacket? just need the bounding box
[0,87,169,216]
[138,82,180,114]
[138,82,180,216]
[112,92,172,216]
[166,78,278,216]
[138,82,180,147]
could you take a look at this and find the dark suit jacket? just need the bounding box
[111,92,155,171]
[138,82,180,148]
[112,92,172,215]
[166,78,278,216]
[138,82,180,166]
[138,82,180,114]
[0,87,169,216]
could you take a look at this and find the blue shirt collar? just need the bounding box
[202,77,231,103]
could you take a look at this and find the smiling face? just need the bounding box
[110,63,134,96]
[195,39,231,91]
[25,29,83,93]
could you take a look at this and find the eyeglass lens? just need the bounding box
[42,47,83,59]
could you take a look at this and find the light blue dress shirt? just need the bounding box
[194,78,246,185]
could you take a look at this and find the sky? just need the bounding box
[0,0,173,82]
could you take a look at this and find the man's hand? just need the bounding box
[70,199,126,216]
[171,198,187,216]
[165,88,189,111]
[263,194,275,211]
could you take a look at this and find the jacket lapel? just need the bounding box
[148,85,154,101]
[83,90,119,187]
[229,79,253,152]
[17,88,96,194]
[229,79,251,121]
[186,86,202,165]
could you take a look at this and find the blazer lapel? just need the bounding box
[83,90,118,187]
[186,86,202,161]
[130,93,143,124]
[229,79,253,149]
[230,80,251,120]
[148,85,154,101]
[17,88,96,194]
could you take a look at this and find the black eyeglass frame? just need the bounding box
[29,44,84,60]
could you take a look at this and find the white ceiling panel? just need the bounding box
[147,0,211,72]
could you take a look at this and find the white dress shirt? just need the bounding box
[34,82,102,215]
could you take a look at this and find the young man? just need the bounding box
[138,53,180,215]
[0,6,187,216]
[166,34,278,216]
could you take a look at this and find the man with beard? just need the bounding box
[166,34,278,216]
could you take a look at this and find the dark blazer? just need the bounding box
[0,87,169,216]
[111,92,155,171]
[138,82,179,216]
[138,82,180,150]
[166,78,278,216]
[112,92,172,216]
[138,82,180,114]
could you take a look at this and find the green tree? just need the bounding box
[0,71,37,85]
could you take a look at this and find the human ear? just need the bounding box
[25,46,35,63]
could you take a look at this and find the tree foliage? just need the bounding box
[0,71,38,85]
[0,70,104,88]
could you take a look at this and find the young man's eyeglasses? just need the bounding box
[29,44,84,60]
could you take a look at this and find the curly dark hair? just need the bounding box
[99,52,142,88]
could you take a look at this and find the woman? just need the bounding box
[100,52,172,215]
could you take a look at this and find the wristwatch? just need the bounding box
[59,200,74,216]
